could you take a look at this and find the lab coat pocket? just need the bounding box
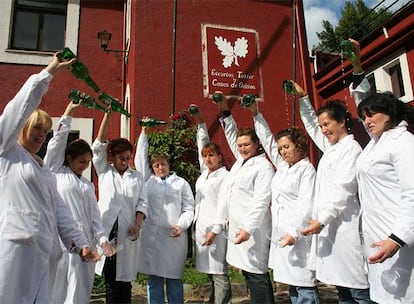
[1,207,41,242]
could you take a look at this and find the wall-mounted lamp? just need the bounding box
[97,30,128,53]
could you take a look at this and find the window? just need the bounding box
[368,51,413,103]
[0,0,79,64]
[387,63,405,98]
[37,130,79,159]
[11,0,67,52]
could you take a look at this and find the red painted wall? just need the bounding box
[0,0,125,138]
[128,0,307,166]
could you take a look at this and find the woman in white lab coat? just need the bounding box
[93,111,148,304]
[45,102,115,303]
[190,106,231,304]
[0,55,96,303]
[356,92,414,304]
[244,101,319,303]
[215,99,275,303]
[135,126,194,304]
[297,84,370,303]
[345,39,414,303]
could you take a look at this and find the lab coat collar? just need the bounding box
[154,171,176,182]
[327,134,355,152]
[380,120,408,141]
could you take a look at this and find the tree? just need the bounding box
[315,0,392,52]
[145,110,200,192]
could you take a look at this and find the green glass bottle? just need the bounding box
[57,48,100,93]
[98,92,131,117]
[282,80,295,95]
[188,104,199,115]
[340,40,356,60]
[240,94,256,108]
[138,118,167,127]
[212,92,223,103]
[68,89,109,113]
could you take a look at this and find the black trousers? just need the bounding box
[242,270,275,304]
[103,255,132,304]
[103,219,132,304]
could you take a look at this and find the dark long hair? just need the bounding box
[358,92,414,131]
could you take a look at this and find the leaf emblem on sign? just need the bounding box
[214,36,248,68]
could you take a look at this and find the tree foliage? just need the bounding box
[315,0,392,52]
[145,111,200,192]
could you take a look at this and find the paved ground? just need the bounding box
[91,282,338,303]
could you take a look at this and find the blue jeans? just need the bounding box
[242,270,275,304]
[336,286,371,304]
[147,275,184,304]
[289,286,320,304]
[208,274,232,304]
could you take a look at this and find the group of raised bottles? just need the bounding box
[62,39,355,125]
[189,39,356,114]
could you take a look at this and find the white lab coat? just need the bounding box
[299,96,369,289]
[219,115,274,274]
[134,133,194,279]
[357,122,414,303]
[253,113,317,287]
[93,139,148,282]
[351,76,414,303]
[44,115,106,303]
[0,70,88,303]
[194,122,229,274]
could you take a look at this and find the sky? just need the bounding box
[303,0,412,48]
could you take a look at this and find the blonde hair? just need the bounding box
[21,109,52,136]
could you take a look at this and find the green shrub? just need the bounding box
[145,111,200,192]
[182,258,210,288]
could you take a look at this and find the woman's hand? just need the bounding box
[80,247,101,262]
[170,225,182,237]
[128,224,142,241]
[347,38,363,73]
[292,81,306,98]
[278,234,295,247]
[63,100,82,116]
[101,240,116,257]
[45,52,75,75]
[203,231,217,246]
[301,219,324,235]
[233,228,250,244]
[368,239,400,264]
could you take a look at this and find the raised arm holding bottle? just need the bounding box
[346,39,414,303]
[134,121,194,304]
[295,81,370,302]
[45,100,115,303]
[189,104,232,304]
[214,93,275,304]
[243,99,319,303]
[0,54,98,303]
[92,110,147,304]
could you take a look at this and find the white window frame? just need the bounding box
[367,50,413,103]
[51,117,94,181]
[0,0,80,65]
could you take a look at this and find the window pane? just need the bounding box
[42,14,66,51]
[389,64,405,98]
[12,11,39,50]
[17,0,67,10]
